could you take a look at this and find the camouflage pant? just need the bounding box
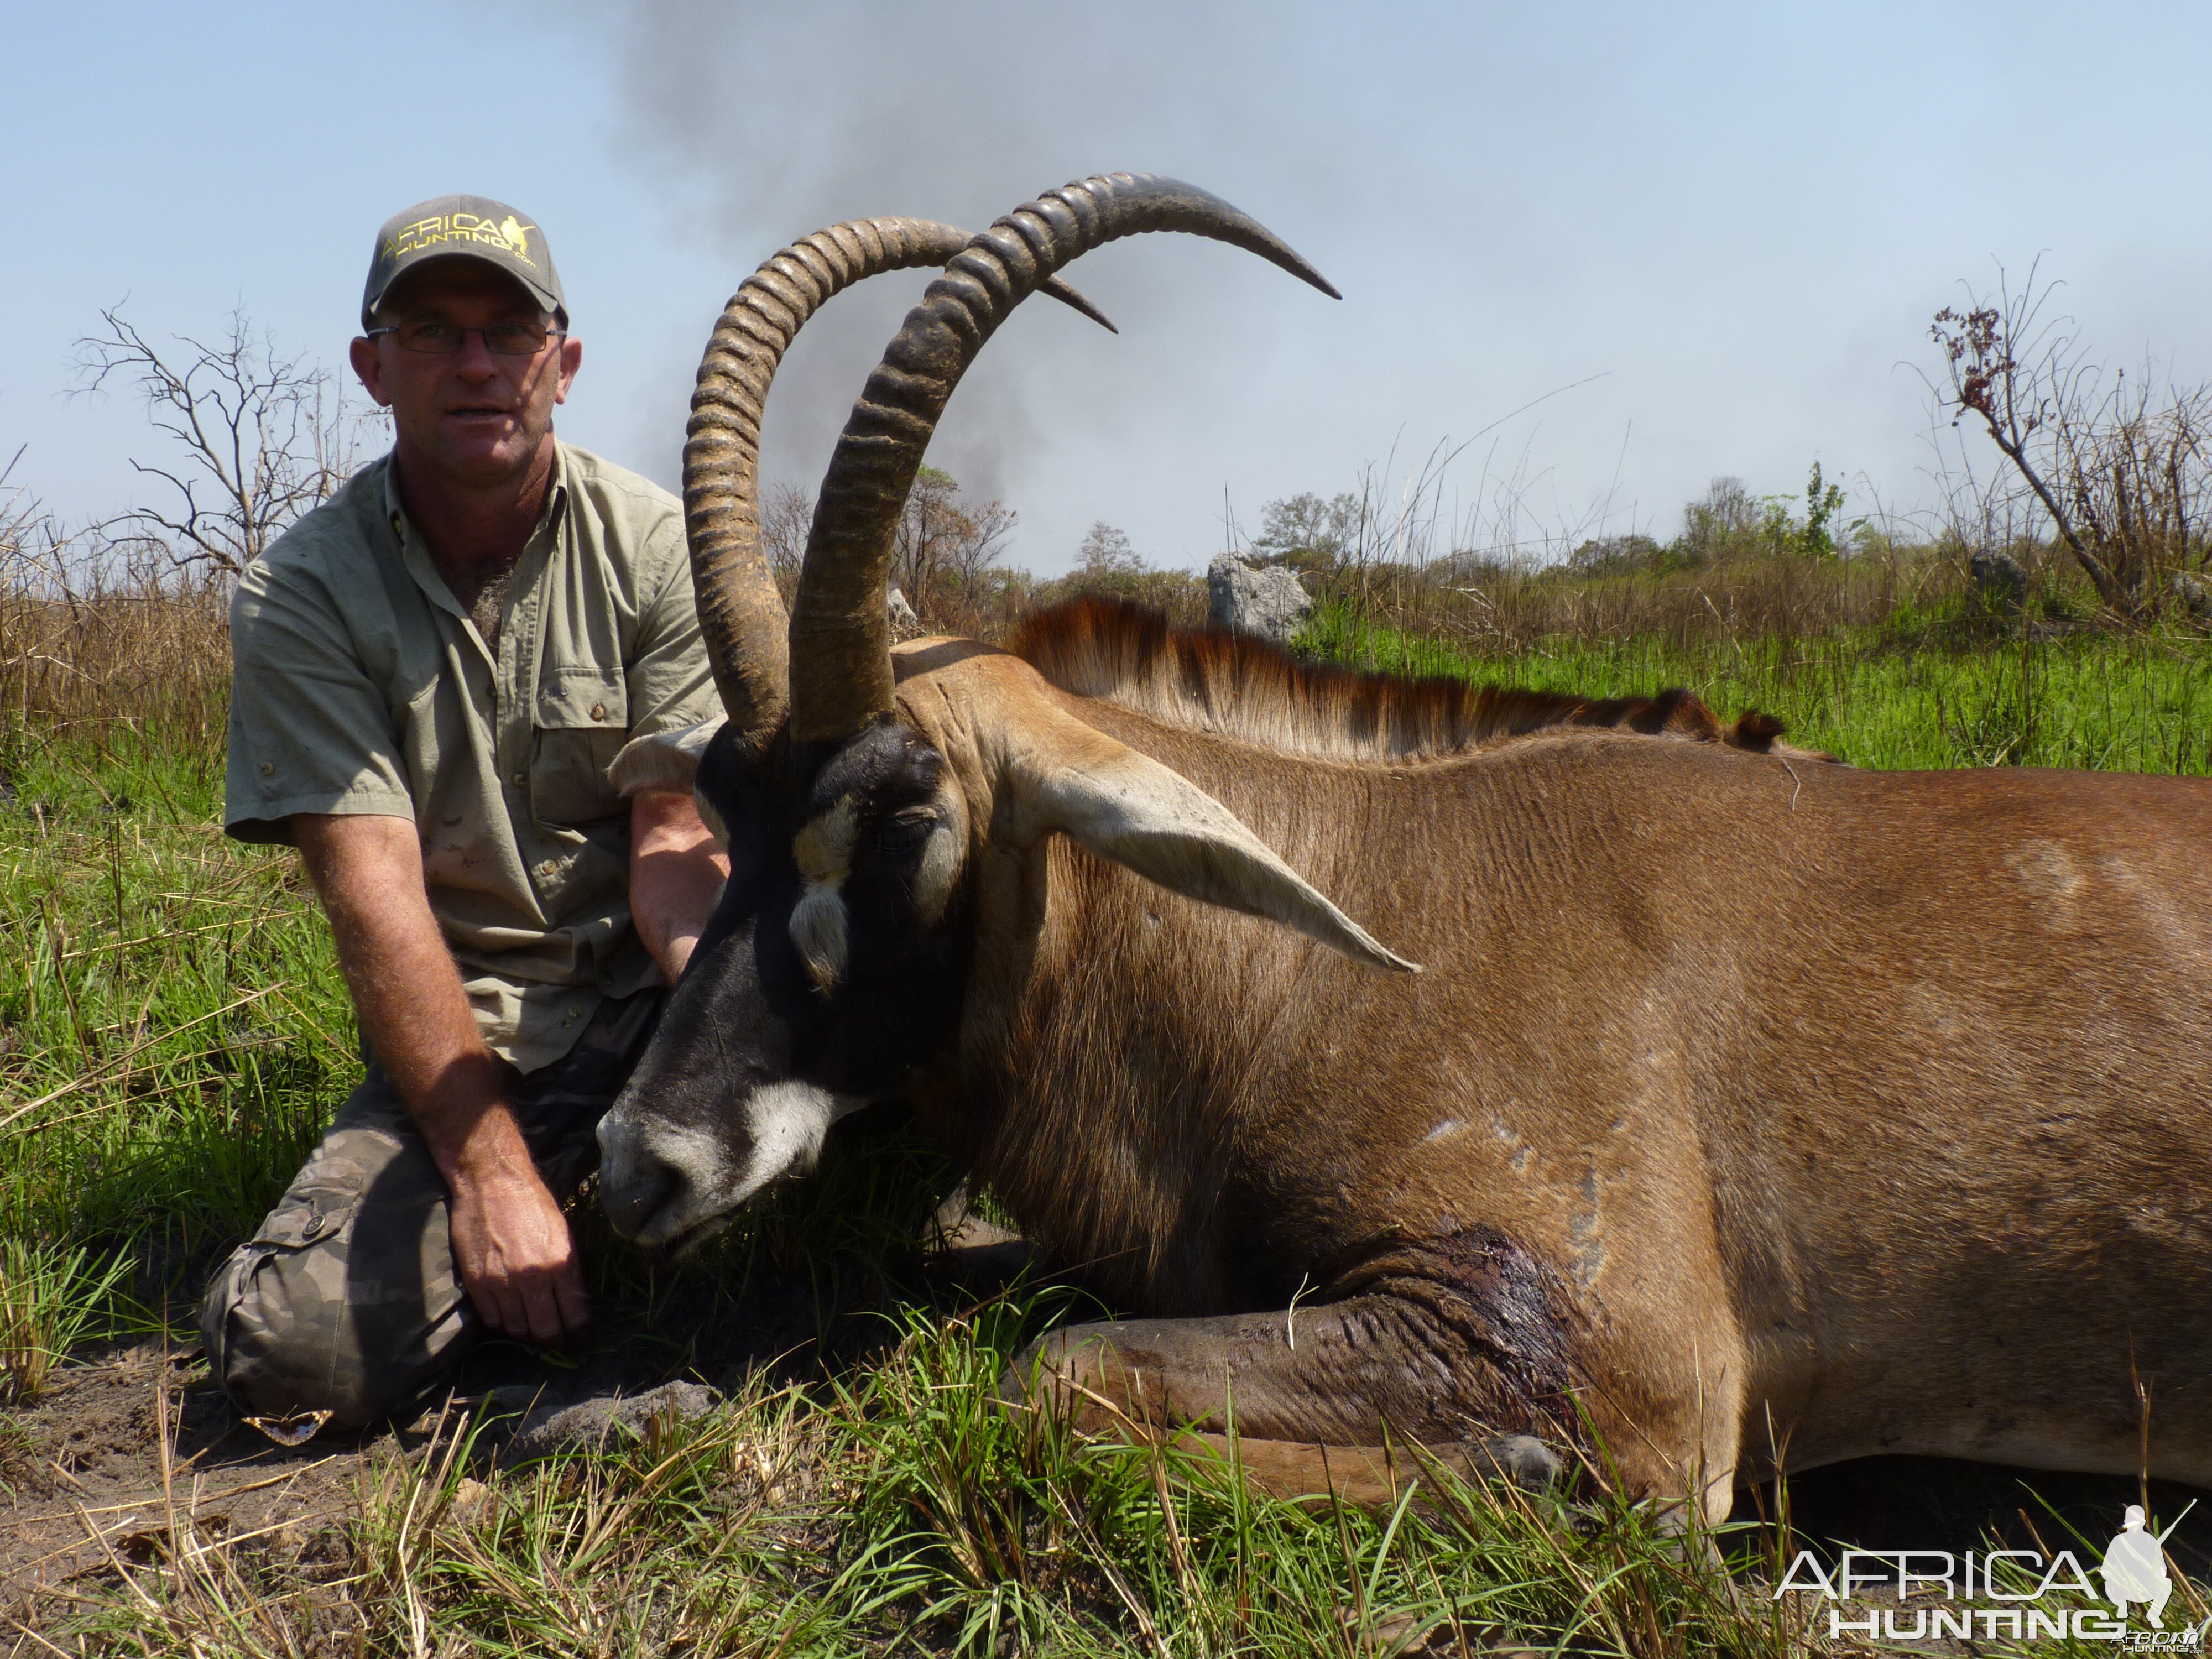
[199,990,663,1434]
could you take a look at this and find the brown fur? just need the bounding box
[1008,595,1819,763]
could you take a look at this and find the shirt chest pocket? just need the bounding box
[531,667,628,827]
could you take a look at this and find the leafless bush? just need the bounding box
[74,307,379,575]
[1928,265,2212,614]
[0,305,380,750]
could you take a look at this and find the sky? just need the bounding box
[7,1,2211,575]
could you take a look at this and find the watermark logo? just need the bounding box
[1773,1500,2201,1646]
[2108,1505,2179,1627]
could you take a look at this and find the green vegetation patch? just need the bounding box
[1303,596,2212,774]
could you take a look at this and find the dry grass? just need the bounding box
[1313,551,1949,658]
[0,501,229,752]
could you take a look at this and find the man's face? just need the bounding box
[348,259,583,488]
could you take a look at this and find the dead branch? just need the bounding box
[72,307,377,573]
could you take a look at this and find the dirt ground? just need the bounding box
[3,1342,360,1627]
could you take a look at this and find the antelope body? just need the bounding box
[596,175,2212,1515]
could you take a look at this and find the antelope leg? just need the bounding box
[1168,1430,1562,1505]
[998,1292,1574,1477]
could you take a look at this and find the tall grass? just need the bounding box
[0,1238,132,1402]
[0,546,230,749]
[1305,592,2212,775]
[1311,546,1961,660]
[0,731,348,1339]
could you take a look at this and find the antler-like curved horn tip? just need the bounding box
[1041,275,1119,333]
[1119,173,1341,301]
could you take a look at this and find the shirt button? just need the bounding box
[258,761,274,776]
[589,703,606,722]
[510,770,526,787]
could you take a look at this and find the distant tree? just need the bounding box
[890,466,1015,624]
[1676,477,1755,562]
[760,482,813,577]
[74,307,376,573]
[1799,462,1846,560]
[1663,470,1846,565]
[943,497,1016,590]
[1254,491,1361,565]
[1075,520,1143,576]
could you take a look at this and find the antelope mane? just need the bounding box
[1009,597,1794,766]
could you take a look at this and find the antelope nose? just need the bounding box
[596,1112,676,1240]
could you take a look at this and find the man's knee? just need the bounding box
[201,1227,394,1428]
[200,1138,473,1431]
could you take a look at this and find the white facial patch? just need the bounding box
[790,796,859,991]
[604,1083,868,1254]
[732,1081,867,1203]
[604,1117,738,1253]
[793,796,859,878]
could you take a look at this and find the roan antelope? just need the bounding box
[599,173,2212,1516]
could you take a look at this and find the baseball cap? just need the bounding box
[361,195,567,332]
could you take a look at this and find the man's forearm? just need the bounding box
[630,788,729,983]
[293,811,588,1343]
[292,813,522,1176]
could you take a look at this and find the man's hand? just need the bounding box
[444,1115,591,1344]
[294,812,593,1344]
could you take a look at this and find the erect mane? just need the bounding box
[1008,596,1814,765]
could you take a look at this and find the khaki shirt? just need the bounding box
[226,442,720,1072]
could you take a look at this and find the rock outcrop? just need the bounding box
[1208,553,1312,643]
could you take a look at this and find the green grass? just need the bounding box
[0,1238,131,1402]
[1302,594,2212,774]
[0,718,352,1339]
[8,601,2212,1653]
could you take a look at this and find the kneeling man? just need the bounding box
[201,196,727,1438]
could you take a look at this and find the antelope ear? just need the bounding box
[608,718,745,848]
[1001,707,1419,974]
[611,718,725,798]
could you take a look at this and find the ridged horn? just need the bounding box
[686,221,1115,750]
[786,174,1339,745]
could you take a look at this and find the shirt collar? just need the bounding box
[377,439,570,546]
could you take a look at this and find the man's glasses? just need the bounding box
[365,320,562,357]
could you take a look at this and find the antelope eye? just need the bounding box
[873,812,935,855]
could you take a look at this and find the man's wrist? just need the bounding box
[435,1107,536,1193]
[405,1048,529,1186]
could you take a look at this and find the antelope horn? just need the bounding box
[686,221,1114,752]
[787,174,1338,745]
